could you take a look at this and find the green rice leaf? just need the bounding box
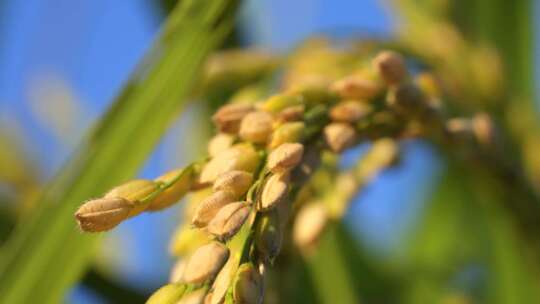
[0,1,239,303]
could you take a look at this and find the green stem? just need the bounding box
[304,223,361,304]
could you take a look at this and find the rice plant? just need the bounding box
[1,0,538,303]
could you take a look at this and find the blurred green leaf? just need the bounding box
[397,0,538,302]
[300,222,402,303]
[467,167,540,304]
[402,165,482,303]
[404,162,540,303]
[451,0,533,98]
[277,253,320,304]
[305,223,361,304]
[0,1,239,303]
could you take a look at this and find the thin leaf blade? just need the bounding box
[0,1,239,303]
